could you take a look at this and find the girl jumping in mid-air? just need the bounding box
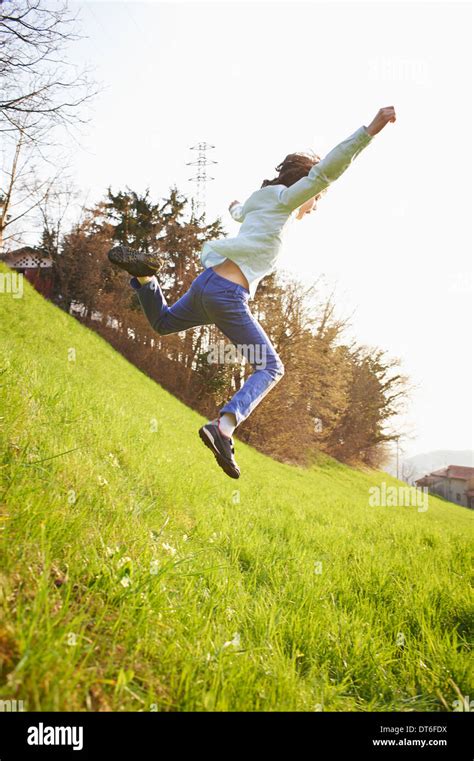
[108,106,396,479]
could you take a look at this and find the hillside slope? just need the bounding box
[0,266,472,711]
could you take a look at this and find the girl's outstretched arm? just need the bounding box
[278,106,396,212]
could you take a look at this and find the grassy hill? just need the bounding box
[0,265,472,712]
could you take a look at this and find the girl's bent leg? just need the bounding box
[130,275,208,335]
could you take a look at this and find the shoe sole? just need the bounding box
[108,246,161,277]
[198,427,240,479]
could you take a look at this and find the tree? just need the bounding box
[326,347,409,466]
[0,1,96,138]
[0,1,98,249]
[0,123,67,249]
[237,273,352,462]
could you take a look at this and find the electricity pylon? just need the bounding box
[186,141,217,218]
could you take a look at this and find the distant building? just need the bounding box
[415,465,474,509]
[1,247,54,298]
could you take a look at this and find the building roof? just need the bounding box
[415,475,440,486]
[3,246,41,258]
[1,247,52,268]
[429,465,474,480]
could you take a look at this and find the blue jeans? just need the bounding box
[130,267,284,426]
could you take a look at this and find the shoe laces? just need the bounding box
[212,419,235,455]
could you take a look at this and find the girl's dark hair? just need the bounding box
[260,151,321,190]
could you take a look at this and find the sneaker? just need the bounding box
[198,420,241,479]
[107,245,163,277]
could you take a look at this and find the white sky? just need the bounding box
[66,0,472,458]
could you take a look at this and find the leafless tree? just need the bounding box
[0,0,97,139]
[0,1,99,249]
[401,459,418,485]
[1,121,58,247]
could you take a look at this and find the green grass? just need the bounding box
[0,265,472,712]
